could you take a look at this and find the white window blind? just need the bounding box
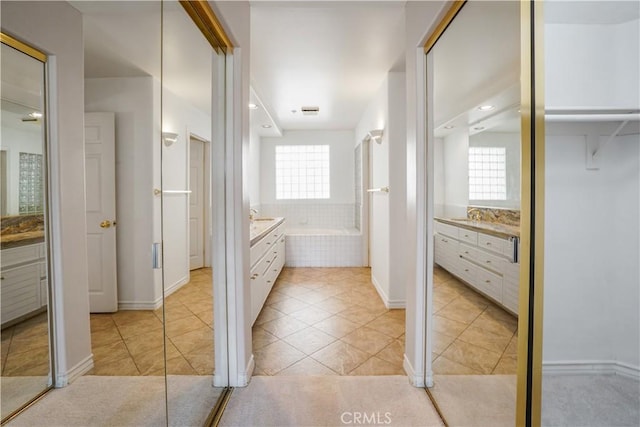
[275,145,330,200]
[469,147,507,201]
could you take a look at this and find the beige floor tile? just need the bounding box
[184,299,214,315]
[311,341,370,375]
[92,340,132,366]
[276,357,338,376]
[366,315,405,338]
[260,315,308,339]
[195,309,214,327]
[492,354,518,374]
[267,297,309,315]
[457,325,512,354]
[116,317,163,340]
[88,355,140,376]
[341,327,393,355]
[252,326,279,351]
[313,285,348,299]
[282,327,336,355]
[165,315,208,339]
[163,303,196,323]
[90,326,124,348]
[123,329,165,358]
[385,309,406,321]
[432,315,468,338]
[3,346,50,376]
[313,296,351,314]
[337,305,382,325]
[264,290,288,305]
[277,285,312,299]
[183,353,215,375]
[376,340,404,365]
[293,290,329,305]
[133,343,180,375]
[170,326,213,355]
[504,334,518,355]
[254,306,286,325]
[288,306,333,325]
[472,310,518,338]
[432,355,482,375]
[440,341,502,374]
[313,316,360,339]
[254,340,306,375]
[431,331,457,355]
[166,355,198,375]
[90,314,116,332]
[437,298,484,325]
[349,356,404,376]
[8,328,49,354]
[111,310,158,327]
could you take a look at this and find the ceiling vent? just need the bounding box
[301,106,320,116]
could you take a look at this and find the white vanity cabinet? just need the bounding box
[1,243,48,325]
[435,220,520,315]
[250,221,285,325]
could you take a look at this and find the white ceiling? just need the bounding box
[545,0,640,25]
[72,0,213,114]
[250,1,406,131]
[1,43,44,112]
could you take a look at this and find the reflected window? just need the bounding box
[18,152,44,214]
[469,146,506,201]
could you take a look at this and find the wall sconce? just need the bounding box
[162,132,179,147]
[366,129,384,144]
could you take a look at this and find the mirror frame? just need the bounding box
[423,1,545,425]
[0,32,55,424]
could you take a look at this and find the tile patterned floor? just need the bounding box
[431,266,518,375]
[1,312,50,376]
[252,267,406,376]
[86,268,214,376]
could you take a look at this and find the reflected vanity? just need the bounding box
[0,37,52,421]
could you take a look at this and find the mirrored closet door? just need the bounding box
[0,36,52,421]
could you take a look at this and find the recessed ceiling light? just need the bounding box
[477,105,495,111]
[29,112,43,118]
[473,126,485,131]
[444,125,455,130]
[261,124,272,129]
[248,103,258,110]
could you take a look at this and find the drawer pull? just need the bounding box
[464,269,469,272]
[486,242,492,246]
[266,280,272,284]
[266,260,271,263]
[251,273,259,280]
[441,239,448,243]
[464,234,469,237]
[485,280,491,283]
[266,242,271,245]
[486,260,491,264]
[280,238,285,243]
[464,251,469,254]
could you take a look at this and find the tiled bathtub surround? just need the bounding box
[286,230,363,267]
[260,203,355,229]
[467,207,520,226]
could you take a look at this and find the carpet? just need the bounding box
[219,375,444,427]
[541,374,640,427]
[1,376,49,419]
[7,375,224,427]
[428,374,517,427]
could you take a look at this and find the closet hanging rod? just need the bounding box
[153,189,192,196]
[367,187,389,193]
[545,113,640,122]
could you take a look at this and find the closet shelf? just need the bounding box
[545,108,640,122]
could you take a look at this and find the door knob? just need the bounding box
[100,220,112,228]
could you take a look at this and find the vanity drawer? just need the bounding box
[458,243,478,261]
[475,249,506,274]
[478,233,506,255]
[435,221,459,239]
[456,257,478,285]
[476,268,502,302]
[458,228,478,245]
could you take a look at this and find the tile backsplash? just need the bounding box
[467,206,520,226]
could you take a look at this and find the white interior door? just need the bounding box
[189,138,205,270]
[85,112,118,312]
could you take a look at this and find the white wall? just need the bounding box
[85,77,161,308]
[434,137,444,217]
[355,72,407,307]
[546,19,640,109]
[442,129,469,218]
[248,124,261,209]
[2,0,92,383]
[0,111,43,215]
[260,130,355,205]
[469,131,521,209]
[543,123,639,373]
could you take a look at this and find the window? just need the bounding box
[18,152,44,214]
[469,147,506,201]
[276,145,330,200]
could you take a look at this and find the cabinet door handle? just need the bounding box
[266,280,272,284]
[486,242,492,246]
[251,273,258,280]
[485,280,491,283]
[486,260,491,264]
[280,238,285,243]
[464,268,469,272]
[0,277,4,280]
[464,234,469,238]
[441,238,448,243]
[266,260,271,263]
[464,251,469,254]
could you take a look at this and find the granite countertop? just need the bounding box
[435,217,520,238]
[1,215,46,249]
[250,217,285,246]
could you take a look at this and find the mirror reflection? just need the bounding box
[429,1,521,424]
[0,40,51,419]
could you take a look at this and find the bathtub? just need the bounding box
[284,227,364,267]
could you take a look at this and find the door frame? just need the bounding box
[188,132,212,270]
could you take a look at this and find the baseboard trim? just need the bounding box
[404,354,425,387]
[371,275,406,309]
[56,354,94,387]
[164,275,189,298]
[543,360,640,380]
[118,300,161,311]
[236,354,254,387]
